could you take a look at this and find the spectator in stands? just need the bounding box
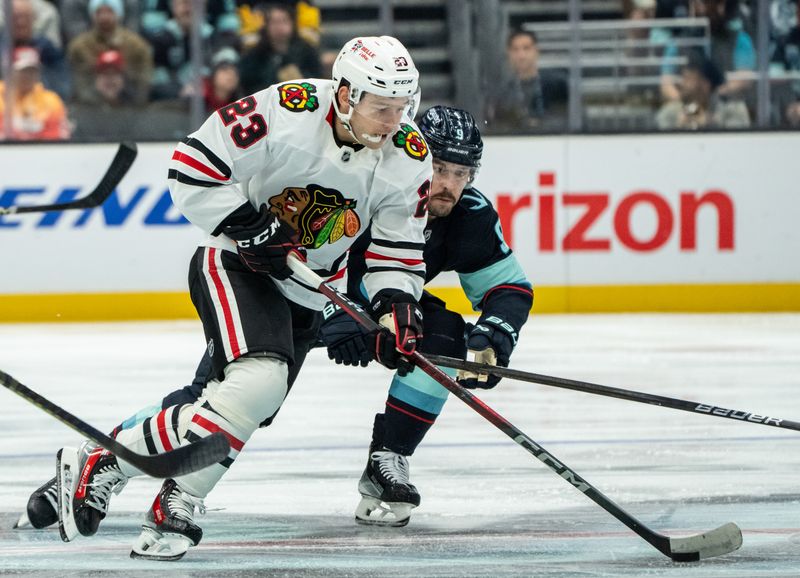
[0,0,62,48]
[485,29,568,132]
[8,0,70,99]
[238,3,320,95]
[770,0,800,125]
[237,1,321,51]
[147,0,241,100]
[656,51,750,128]
[61,0,142,44]
[70,49,144,141]
[67,0,153,106]
[141,0,240,49]
[203,47,243,113]
[90,49,136,106]
[0,47,70,141]
[661,0,756,101]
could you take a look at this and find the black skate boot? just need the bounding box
[130,479,205,561]
[14,476,58,529]
[56,441,128,541]
[355,445,421,527]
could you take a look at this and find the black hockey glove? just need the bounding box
[318,303,373,367]
[458,316,517,389]
[221,203,304,280]
[370,290,424,377]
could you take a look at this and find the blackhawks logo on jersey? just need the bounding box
[269,184,361,248]
[277,82,320,113]
[392,124,428,161]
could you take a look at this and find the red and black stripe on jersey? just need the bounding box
[168,137,233,188]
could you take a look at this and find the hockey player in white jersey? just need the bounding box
[45,36,431,561]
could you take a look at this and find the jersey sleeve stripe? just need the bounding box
[172,151,229,182]
[482,284,534,304]
[366,266,426,279]
[181,137,232,178]
[364,250,424,266]
[371,238,425,251]
[168,169,221,188]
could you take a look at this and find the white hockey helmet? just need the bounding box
[331,36,420,134]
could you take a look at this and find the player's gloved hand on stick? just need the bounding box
[370,290,424,377]
[221,203,305,280]
[319,303,373,367]
[458,316,517,389]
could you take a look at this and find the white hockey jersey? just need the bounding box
[168,79,432,310]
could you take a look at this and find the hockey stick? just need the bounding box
[287,253,742,562]
[0,369,230,478]
[0,142,137,215]
[426,354,800,434]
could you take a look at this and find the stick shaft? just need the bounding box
[0,142,137,215]
[287,255,674,558]
[427,354,800,433]
[0,369,229,478]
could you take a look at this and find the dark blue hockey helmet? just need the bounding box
[418,105,483,169]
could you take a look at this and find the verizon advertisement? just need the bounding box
[1,134,798,297]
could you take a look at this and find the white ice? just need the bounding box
[1,314,798,577]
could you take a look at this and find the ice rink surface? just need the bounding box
[0,314,798,577]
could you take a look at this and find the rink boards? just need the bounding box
[1,134,799,321]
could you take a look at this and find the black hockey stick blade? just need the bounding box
[0,369,229,478]
[286,254,742,561]
[0,142,138,215]
[427,354,800,433]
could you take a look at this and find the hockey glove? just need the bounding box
[370,290,424,377]
[221,203,304,280]
[319,303,373,367]
[458,316,517,389]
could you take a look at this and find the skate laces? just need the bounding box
[85,466,129,513]
[371,450,411,484]
[167,488,207,522]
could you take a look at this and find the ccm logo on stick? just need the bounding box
[496,171,735,253]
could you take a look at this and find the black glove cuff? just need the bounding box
[213,202,266,238]
[370,289,415,320]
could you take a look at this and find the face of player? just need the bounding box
[348,92,411,149]
[428,158,472,218]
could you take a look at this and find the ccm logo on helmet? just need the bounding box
[394,79,413,85]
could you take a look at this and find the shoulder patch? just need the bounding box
[392,123,428,161]
[461,189,489,211]
[277,82,320,113]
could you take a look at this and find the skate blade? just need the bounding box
[12,512,31,529]
[56,447,80,543]
[355,496,414,527]
[130,526,192,562]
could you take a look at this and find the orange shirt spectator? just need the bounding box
[0,47,70,140]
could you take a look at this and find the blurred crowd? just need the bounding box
[486,0,800,132]
[0,0,327,141]
[0,0,798,141]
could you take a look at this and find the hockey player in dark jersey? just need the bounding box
[318,105,533,526]
[17,105,530,537]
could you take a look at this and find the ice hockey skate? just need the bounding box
[130,478,205,561]
[355,447,421,527]
[14,476,58,529]
[56,441,128,542]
